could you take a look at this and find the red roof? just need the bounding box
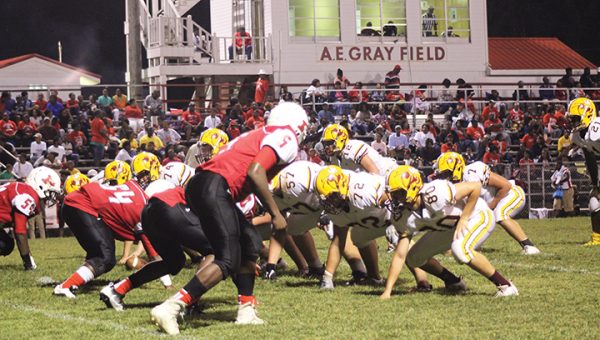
[488,37,597,70]
[0,53,101,79]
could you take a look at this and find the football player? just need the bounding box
[54,153,161,298]
[437,152,540,254]
[566,98,600,245]
[150,102,309,334]
[132,151,161,189]
[185,127,229,167]
[104,160,133,185]
[64,172,90,195]
[381,166,518,298]
[0,166,61,270]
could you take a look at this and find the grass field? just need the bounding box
[1,216,600,339]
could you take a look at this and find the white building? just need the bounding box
[135,0,596,102]
[0,53,101,97]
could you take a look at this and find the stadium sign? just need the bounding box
[318,45,446,62]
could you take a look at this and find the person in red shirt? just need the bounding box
[519,150,534,169]
[34,93,48,111]
[481,100,499,121]
[520,131,537,150]
[483,113,503,135]
[66,93,79,111]
[440,134,458,153]
[245,109,265,130]
[17,114,37,146]
[466,120,484,141]
[0,112,17,140]
[508,103,524,123]
[227,120,241,139]
[0,167,61,270]
[161,148,183,165]
[150,102,309,334]
[255,70,269,104]
[483,144,501,165]
[348,82,369,102]
[228,26,252,60]
[181,103,203,140]
[243,102,264,121]
[90,110,109,167]
[124,99,144,133]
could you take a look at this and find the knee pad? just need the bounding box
[0,229,15,256]
[451,239,471,265]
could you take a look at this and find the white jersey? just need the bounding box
[463,161,518,204]
[395,180,488,236]
[336,139,397,176]
[572,118,600,155]
[330,171,390,229]
[237,194,261,220]
[272,161,322,216]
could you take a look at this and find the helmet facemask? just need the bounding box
[196,143,214,164]
[320,192,348,215]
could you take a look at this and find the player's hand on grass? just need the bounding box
[272,211,287,231]
[118,255,132,265]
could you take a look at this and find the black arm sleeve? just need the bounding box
[584,149,598,187]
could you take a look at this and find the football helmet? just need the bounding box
[25,166,62,206]
[385,165,423,216]
[160,162,194,187]
[266,102,310,143]
[315,165,349,214]
[64,173,91,194]
[321,124,349,155]
[567,97,597,129]
[435,152,465,183]
[104,160,132,185]
[197,128,229,164]
[132,152,161,187]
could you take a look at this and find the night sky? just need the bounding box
[1,0,598,84]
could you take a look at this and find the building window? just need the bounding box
[356,0,406,40]
[421,0,470,40]
[289,0,340,40]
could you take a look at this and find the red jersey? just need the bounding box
[0,182,40,235]
[0,120,17,137]
[64,181,147,241]
[152,187,186,207]
[200,126,299,201]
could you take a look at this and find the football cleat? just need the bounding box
[584,233,600,246]
[445,278,467,294]
[53,284,77,299]
[320,276,335,290]
[100,283,124,311]
[411,282,433,293]
[150,299,186,335]
[522,245,541,255]
[263,268,277,280]
[235,302,265,325]
[23,255,37,271]
[306,266,325,279]
[495,282,519,297]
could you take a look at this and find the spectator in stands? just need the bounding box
[308,148,324,165]
[112,88,127,110]
[66,123,87,158]
[37,117,57,141]
[227,120,241,139]
[157,120,181,146]
[124,99,144,133]
[349,82,368,102]
[453,101,474,122]
[455,78,473,101]
[317,103,335,124]
[483,112,504,138]
[13,153,33,179]
[140,127,164,153]
[442,26,458,38]
[334,68,351,88]
[438,78,454,114]
[34,151,62,171]
[412,123,434,148]
[255,70,269,104]
[383,21,397,37]
[492,133,511,163]
[115,140,133,163]
[539,76,555,100]
[162,147,182,165]
[481,100,498,121]
[580,67,593,89]
[34,93,48,111]
[305,79,326,103]
[229,26,252,60]
[464,146,477,163]
[30,133,46,162]
[370,84,385,102]
[554,79,568,101]
[440,133,458,153]
[418,138,439,166]
[204,107,222,129]
[181,103,202,140]
[466,119,484,147]
[144,90,163,125]
[0,112,17,143]
[511,81,529,102]
[560,67,575,88]
[46,95,64,118]
[328,82,350,116]
[360,21,380,36]
[278,85,293,102]
[48,137,66,163]
[557,129,571,156]
[49,90,63,103]
[536,147,552,166]
[385,64,402,90]
[245,109,265,130]
[66,93,79,113]
[97,88,113,108]
[371,133,387,156]
[519,150,534,169]
[483,144,500,166]
[0,92,14,114]
[90,110,109,167]
[58,108,72,131]
[551,157,574,217]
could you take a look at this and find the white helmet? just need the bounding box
[25,166,62,206]
[144,179,176,198]
[160,162,195,187]
[267,102,310,143]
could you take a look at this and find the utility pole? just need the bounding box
[125,0,143,100]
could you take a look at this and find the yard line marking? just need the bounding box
[1,301,197,339]
[493,259,600,276]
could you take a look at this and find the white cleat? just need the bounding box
[320,277,335,290]
[150,299,186,335]
[100,283,124,311]
[53,284,76,299]
[495,282,519,297]
[235,302,265,325]
[522,245,541,255]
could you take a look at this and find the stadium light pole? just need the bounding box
[125,0,143,100]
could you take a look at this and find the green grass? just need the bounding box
[2,217,600,339]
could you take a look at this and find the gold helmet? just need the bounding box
[132,152,160,187]
[435,152,465,183]
[385,165,423,216]
[567,97,597,129]
[64,173,90,194]
[315,165,349,214]
[321,124,349,155]
[104,160,132,185]
[197,128,229,163]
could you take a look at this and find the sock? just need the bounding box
[181,276,208,302]
[437,268,461,285]
[114,278,132,296]
[21,254,33,268]
[129,260,171,288]
[238,295,257,306]
[323,270,333,281]
[173,288,194,305]
[233,273,255,297]
[519,239,534,248]
[62,266,94,289]
[487,270,511,287]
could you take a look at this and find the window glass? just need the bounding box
[420,0,470,39]
[289,0,340,39]
[356,0,406,38]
